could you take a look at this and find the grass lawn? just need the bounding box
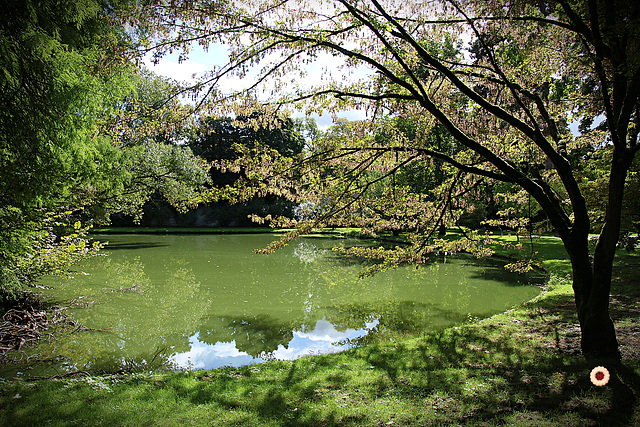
[1,235,638,426]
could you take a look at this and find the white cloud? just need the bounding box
[144,41,372,125]
[297,318,356,341]
[169,318,378,369]
[170,335,255,370]
[144,56,209,82]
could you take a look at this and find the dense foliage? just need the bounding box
[0,0,209,296]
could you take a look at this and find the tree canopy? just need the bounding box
[128,0,640,360]
[0,0,133,292]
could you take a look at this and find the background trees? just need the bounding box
[189,113,305,225]
[110,111,307,227]
[190,113,305,184]
[129,0,640,360]
[86,70,211,225]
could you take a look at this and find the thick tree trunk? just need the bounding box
[579,301,620,359]
[563,152,631,360]
[566,238,621,360]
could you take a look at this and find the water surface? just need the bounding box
[7,234,541,376]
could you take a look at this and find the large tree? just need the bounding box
[0,0,209,293]
[0,0,138,293]
[130,0,640,360]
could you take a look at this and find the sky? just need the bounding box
[143,43,369,130]
[143,39,587,136]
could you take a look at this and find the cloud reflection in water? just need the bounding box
[170,318,379,370]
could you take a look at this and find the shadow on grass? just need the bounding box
[160,286,637,425]
[355,294,639,426]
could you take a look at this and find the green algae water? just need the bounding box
[5,234,541,377]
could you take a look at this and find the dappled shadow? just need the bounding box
[611,254,640,363]
[340,281,639,426]
[158,304,640,425]
[358,317,637,425]
[154,361,371,426]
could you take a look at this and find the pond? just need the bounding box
[4,234,542,377]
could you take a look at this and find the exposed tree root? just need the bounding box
[0,291,78,363]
